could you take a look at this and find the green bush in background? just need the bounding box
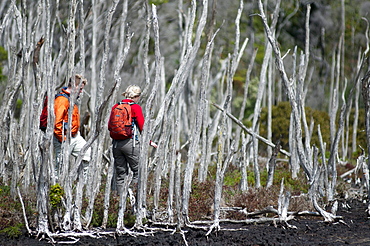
[259,101,366,158]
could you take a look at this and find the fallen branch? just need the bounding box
[340,168,356,179]
[209,205,336,219]
[205,222,219,236]
[212,103,291,157]
[312,196,342,222]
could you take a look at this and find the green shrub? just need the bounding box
[259,101,367,157]
[49,184,64,209]
[259,101,331,153]
[0,182,36,239]
[0,224,23,239]
[242,163,308,193]
[149,0,168,4]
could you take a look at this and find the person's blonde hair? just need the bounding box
[123,85,141,99]
[68,74,87,87]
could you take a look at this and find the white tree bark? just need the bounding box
[252,0,281,188]
[207,98,233,236]
[258,0,312,180]
[135,4,161,228]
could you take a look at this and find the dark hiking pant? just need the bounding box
[112,138,140,194]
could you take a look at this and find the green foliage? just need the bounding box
[149,0,168,5]
[0,182,36,239]
[0,46,7,61]
[124,213,136,228]
[91,205,118,228]
[90,195,137,228]
[0,46,7,82]
[224,168,241,186]
[0,185,22,212]
[253,36,267,64]
[0,184,11,196]
[0,46,7,101]
[259,101,367,157]
[259,101,331,152]
[49,184,64,209]
[0,224,23,239]
[231,76,260,122]
[14,99,23,119]
[90,190,117,227]
[272,167,309,194]
[244,164,309,193]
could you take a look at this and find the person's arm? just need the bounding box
[71,105,80,137]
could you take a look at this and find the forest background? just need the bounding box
[0,0,370,240]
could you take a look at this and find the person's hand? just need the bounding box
[150,141,158,148]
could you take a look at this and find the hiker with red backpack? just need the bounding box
[108,85,156,195]
[47,74,91,180]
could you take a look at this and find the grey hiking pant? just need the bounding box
[112,138,140,194]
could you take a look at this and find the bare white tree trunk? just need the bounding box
[177,0,209,225]
[102,154,114,229]
[361,71,370,200]
[266,140,280,188]
[116,173,131,230]
[207,98,232,235]
[240,132,249,191]
[166,119,180,223]
[234,48,257,161]
[352,31,369,154]
[252,0,281,188]
[87,0,131,229]
[258,0,312,181]
[135,4,161,228]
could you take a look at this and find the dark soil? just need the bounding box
[1,199,370,246]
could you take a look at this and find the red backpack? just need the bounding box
[39,92,69,131]
[108,102,134,139]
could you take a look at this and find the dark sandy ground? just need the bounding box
[1,199,370,246]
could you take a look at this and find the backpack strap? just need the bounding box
[118,101,135,105]
[55,92,69,100]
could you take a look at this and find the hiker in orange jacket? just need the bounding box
[54,88,81,143]
[53,74,91,180]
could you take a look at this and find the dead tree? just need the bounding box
[251,0,281,188]
[179,0,208,225]
[135,4,161,228]
[257,0,312,181]
[207,98,234,236]
[362,69,370,200]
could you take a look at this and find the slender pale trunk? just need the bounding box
[135,4,160,227]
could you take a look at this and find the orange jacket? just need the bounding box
[54,88,80,142]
